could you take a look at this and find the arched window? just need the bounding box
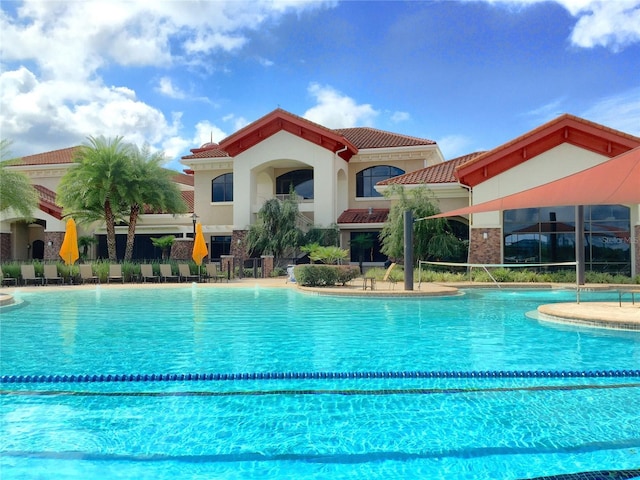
[211,173,233,202]
[276,169,313,199]
[356,165,404,198]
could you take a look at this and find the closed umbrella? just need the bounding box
[192,222,208,281]
[59,218,80,283]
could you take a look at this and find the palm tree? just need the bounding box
[0,139,39,219]
[151,235,175,260]
[122,144,187,261]
[57,136,132,261]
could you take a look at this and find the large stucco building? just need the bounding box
[1,109,638,276]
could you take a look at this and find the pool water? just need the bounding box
[1,286,639,479]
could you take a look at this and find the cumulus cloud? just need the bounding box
[303,83,379,128]
[0,0,332,158]
[480,0,640,51]
[390,111,411,123]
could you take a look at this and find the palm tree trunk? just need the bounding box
[124,204,139,261]
[104,200,118,261]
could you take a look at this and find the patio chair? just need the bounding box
[205,263,227,283]
[178,264,199,283]
[79,264,99,284]
[43,264,63,285]
[382,262,398,290]
[1,271,17,287]
[107,264,124,283]
[159,264,179,283]
[140,264,160,283]
[20,265,44,286]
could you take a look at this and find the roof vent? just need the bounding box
[368,207,373,215]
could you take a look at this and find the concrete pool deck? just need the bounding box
[2,279,639,330]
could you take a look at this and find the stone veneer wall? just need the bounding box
[170,238,194,261]
[635,225,640,278]
[44,231,66,261]
[231,230,248,261]
[0,233,11,261]
[261,255,274,278]
[468,228,502,265]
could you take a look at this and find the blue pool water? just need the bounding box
[1,286,639,479]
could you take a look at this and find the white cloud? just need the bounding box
[156,77,186,99]
[478,0,640,51]
[194,121,228,146]
[581,87,640,136]
[303,83,379,128]
[390,111,411,123]
[223,114,250,133]
[0,0,333,160]
[521,97,567,124]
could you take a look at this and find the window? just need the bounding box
[356,166,404,198]
[209,236,231,259]
[276,169,313,199]
[503,205,631,274]
[211,173,233,202]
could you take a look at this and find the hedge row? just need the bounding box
[294,264,360,287]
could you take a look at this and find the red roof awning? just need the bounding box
[430,146,640,218]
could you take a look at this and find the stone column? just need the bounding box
[468,228,501,265]
[44,231,65,261]
[261,255,274,278]
[231,230,248,261]
[635,225,639,278]
[221,255,234,280]
[170,238,193,261]
[0,233,11,261]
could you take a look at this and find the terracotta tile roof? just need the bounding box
[377,152,486,186]
[171,172,194,187]
[143,190,194,214]
[334,127,435,149]
[182,147,230,159]
[19,146,80,166]
[33,185,62,219]
[337,208,389,224]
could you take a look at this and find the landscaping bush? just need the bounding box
[294,264,359,287]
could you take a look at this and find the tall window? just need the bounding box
[276,169,313,199]
[356,166,404,198]
[210,236,231,259]
[212,173,233,202]
[503,205,631,274]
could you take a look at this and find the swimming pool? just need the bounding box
[1,286,639,479]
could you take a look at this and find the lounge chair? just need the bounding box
[79,264,99,284]
[43,264,63,285]
[178,264,199,283]
[205,263,227,283]
[140,264,160,283]
[159,264,178,283]
[382,262,398,290]
[20,265,43,286]
[1,271,17,287]
[107,264,124,283]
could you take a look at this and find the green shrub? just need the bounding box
[271,267,287,277]
[294,264,359,286]
[1,262,21,280]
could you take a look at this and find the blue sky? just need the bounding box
[1,0,639,171]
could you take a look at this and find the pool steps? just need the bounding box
[2,369,639,383]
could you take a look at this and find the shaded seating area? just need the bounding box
[21,265,44,286]
[140,264,160,283]
[107,264,124,283]
[43,265,63,285]
[160,264,179,283]
[79,264,99,284]
[205,263,227,283]
[1,271,18,287]
[178,264,199,283]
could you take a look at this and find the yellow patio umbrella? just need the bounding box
[59,218,80,265]
[192,222,208,280]
[59,218,80,282]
